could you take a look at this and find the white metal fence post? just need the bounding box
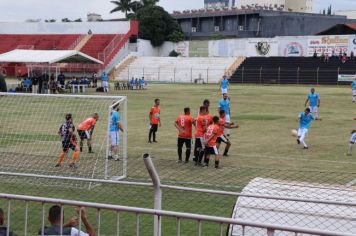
[143,153,162,236]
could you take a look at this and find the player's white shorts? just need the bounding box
[221,88,228,94]
[110,131,119,146]
[298,128,309,137]
[353,90,356,96]
[350,132,356,143]
[309,106,318,113]
[225,114,231,123]
[102,81,109,88]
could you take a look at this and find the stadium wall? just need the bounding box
[0,21,130,34]
[136,35,356,58]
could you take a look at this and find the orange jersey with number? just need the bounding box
[204,124,220,147]
[205,113,213,125]
[176,115,194,138]
[150,106,160,125]
[217,117,226,136]
[78,118,96,131]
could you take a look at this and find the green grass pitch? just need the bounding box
[0,83,356,235]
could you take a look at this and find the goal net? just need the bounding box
[0,93,127,181]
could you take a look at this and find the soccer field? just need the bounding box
[1,83,356,235]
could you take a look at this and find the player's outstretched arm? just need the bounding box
[304,98,309,107]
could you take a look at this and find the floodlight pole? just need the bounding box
[143,153,162,236]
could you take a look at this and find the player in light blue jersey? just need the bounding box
[101,72,109,93]
[351,79,356,103]
[218,93,232,136]
[296,108,315,149]
[305,88,320,120]
[347,118,356,156]
[220,75,230,94]
[108,104,124,161]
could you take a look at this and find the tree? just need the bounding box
[135,5,183,47]
[140,0,159,6]
[110,0,133,18]
[168,30,185,43]
[45,19,56,23]
[61,18,71,22]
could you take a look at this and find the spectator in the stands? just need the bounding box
[324,52,329,63]
[130,78,135,90]
[320,50,325,60]
[39,205,96,236]
[351,51,355,60]
[339,50,343,60]
[135,78,139,89]
[313,50,318,59]
[22,77,32,91]
[92,73,98,88]
[57,72,65,86]
[0,208,17,236]
[101,72,109,93]
[0,72,7,92]
[141,77,145,89]
[331,49,336,58]
[49,77,57,94]
[31,75,39,93]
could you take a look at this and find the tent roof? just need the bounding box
[0,49,103,64]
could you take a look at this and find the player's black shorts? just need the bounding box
[206,146,219,155]
[194,137,205,150]
[78,130,90,140]
[177,138,191,149]
[62,140,77,152]
[150,124,158,132]
[217,135,229,144]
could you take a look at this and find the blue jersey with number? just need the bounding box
[308,93,320,107]
[221,79,229,89]
[352,81,356,90]
[299,112,314,129]
[219,99,230,115]
[110,111,120,132]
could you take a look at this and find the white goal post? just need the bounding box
[0,92,127,182]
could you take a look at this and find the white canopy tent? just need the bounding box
[0,49,103,64]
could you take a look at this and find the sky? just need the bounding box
[0,0,355,22]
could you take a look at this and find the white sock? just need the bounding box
[301,140,307,148]
[348,144,353,154]
[114,155,119,160]
[108,151,112,157]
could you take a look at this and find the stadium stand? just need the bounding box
[230,57,356,85]
[115,57,243,83]
[80,34,117,59]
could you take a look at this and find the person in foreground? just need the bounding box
[296,108,315,149]
[0,208,17,236]
[77,113,99,153]
[148,98,161,143]
[39,205,96,236]
[109,104,124,161]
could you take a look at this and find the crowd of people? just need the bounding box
[313,49,355,63]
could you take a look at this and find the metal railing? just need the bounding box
[1,193,355,236]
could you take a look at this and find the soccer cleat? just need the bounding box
[89,151,94,154]
[297,139,300,144]
[153,140,158,143]
[303,146,309,149]
[55,164,61,168]
[114,158,120,161]
[223,153,229,157]
[192,157,197,162]
[202,163,208,167]
[184,160,189,164]
[148,140,152,143]
[80,147,83,152]
[108,156,113,160]
[69,163,78,169]
[346,153,352,156]
[177,160,182,163]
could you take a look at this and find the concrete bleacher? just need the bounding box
[230,57,356,85]
[80,34,118,59]
[115,57,239,83]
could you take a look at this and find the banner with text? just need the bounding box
[278,37,308,57]
[307,35,349,56]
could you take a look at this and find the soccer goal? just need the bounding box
[0,92,127,182]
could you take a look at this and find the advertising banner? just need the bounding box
[338,74,356,82]
[278,37,308,57]
[246,38,279,57]
[348,35,356,54]
[307,35,349,56]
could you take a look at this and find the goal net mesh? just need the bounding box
[0,93,127,181]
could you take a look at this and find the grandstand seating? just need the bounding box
[230,57,356,85]
[115,57,238,83]
[80,34,117,59]
[0,35,80,53]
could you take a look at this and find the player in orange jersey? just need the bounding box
[175,107,195,163]
[193,106,208,166]
[56,113,80,169]
[217,110,238,156]
[203,116,221,169]
[77,113,99,153]
[148,98,161,143]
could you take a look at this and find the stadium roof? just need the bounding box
[229,178,356,235]
[0,49,103,64]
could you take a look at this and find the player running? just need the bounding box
[219,93,232,136]
[56,114,80,169]
[193,106,208,166]
[148,98,161,143]
[217,110,239,156]
[305,88,320,120]
[203,116,222,169]
[220,75,230,94]
[174,107,195,163]
[108,104,124,161]
[351,78,356,103]
[296,108,315,149]
[77,113,99,153]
